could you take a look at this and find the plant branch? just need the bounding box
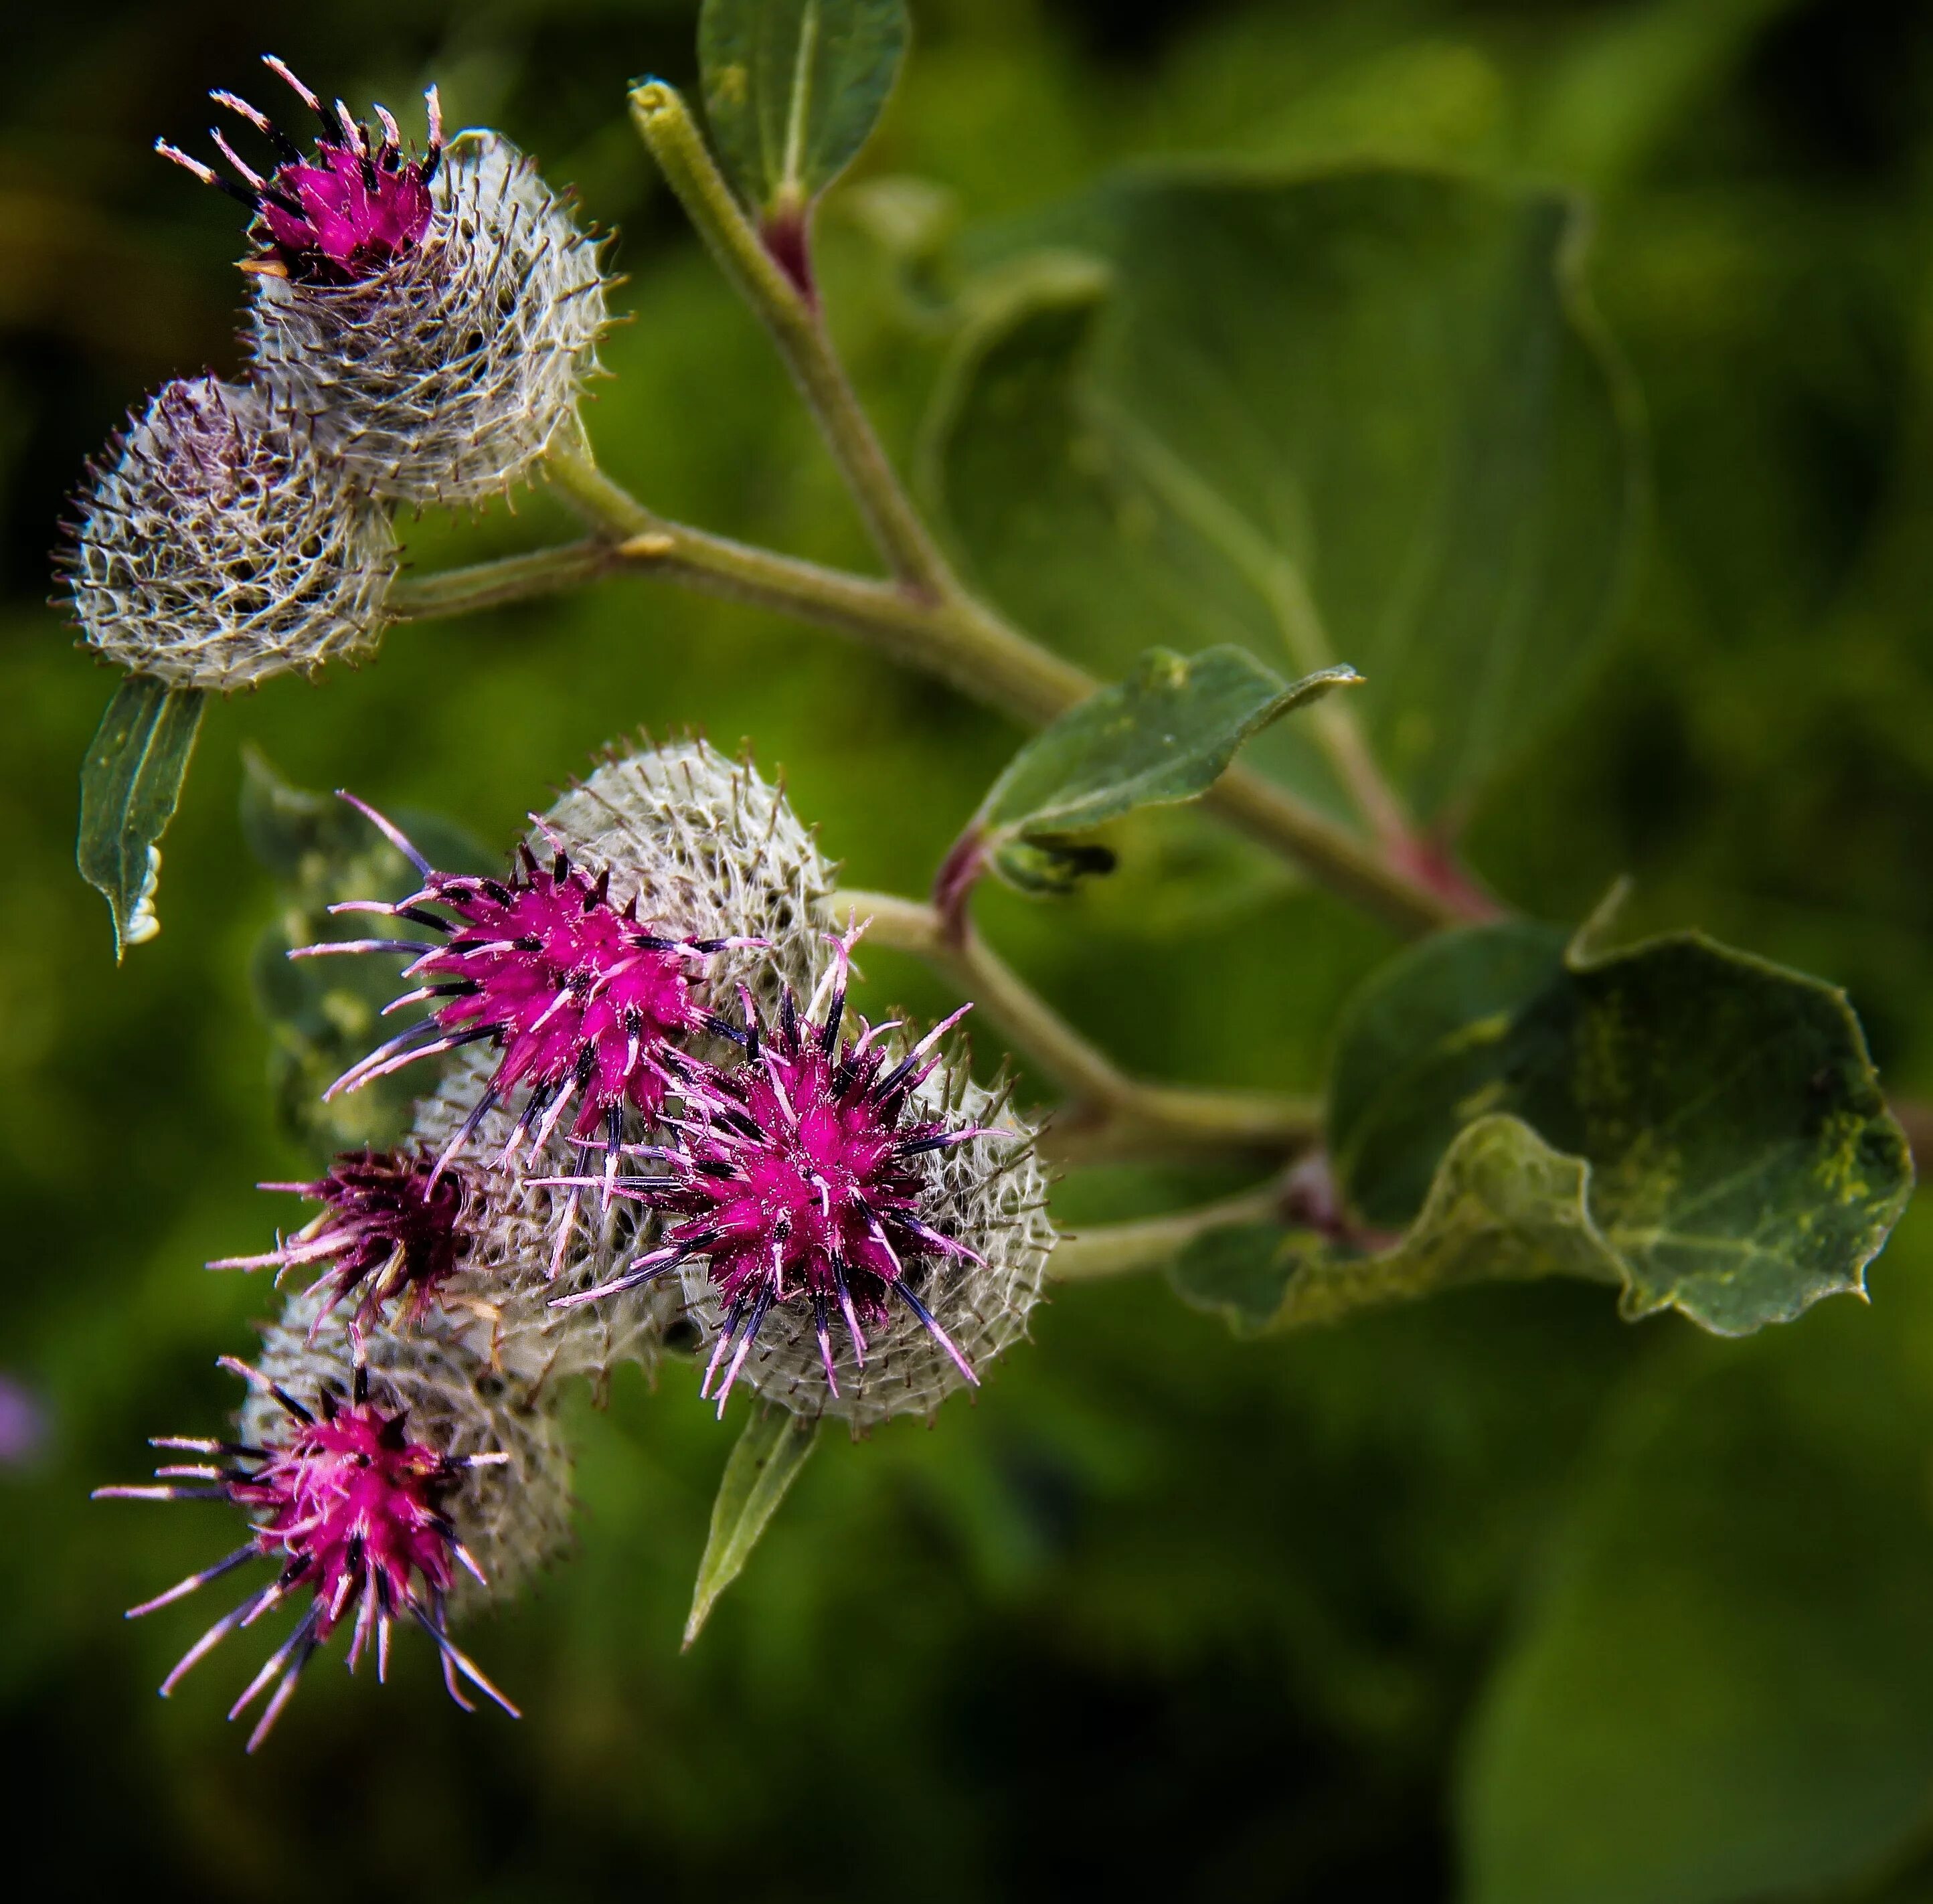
[1050,1181,1288,1282]
[829,887,1321,1164]
[628,81,956,598]
[448,454,1474,937]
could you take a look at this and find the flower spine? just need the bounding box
[64,376,396,691]
[554,937,1057,1427]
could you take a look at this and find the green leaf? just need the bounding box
[924,169,1639,823]
[76,676,207,960]
[972,646,1359,895]
[1169,1115,1623,1336]
[241,750,491,1158]
[1458,1259,1933,1904]
[685,1406,823,1648]
[699,0,909,219]
[1327,922,1913,1336]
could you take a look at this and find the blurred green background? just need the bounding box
[7,0,1933,1897]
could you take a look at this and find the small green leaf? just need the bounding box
[1327,923,1914,1336]
[76,676,207,960]
[973,646,1359,897]
[685,1406,823,1649]
[1169,1116,1624,1336]
[925,169,1639,823]
[699,0,909,220]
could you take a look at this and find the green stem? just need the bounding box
[629,82,956,598]
[444,456,1472,937]
[392,541,617,618]
[1051,1183,1287,1282]
[831,887,1321,1164]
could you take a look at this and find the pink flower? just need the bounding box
[554,940,990,1413]
[157,56,439,285]
[299,795,755,1189]
[207,1148,471,1335]
[94,1359,515,1751]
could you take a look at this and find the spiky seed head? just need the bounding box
[64,377,396,691]
[410,1046,683,1389]
[92,1294,561,1748]
[247,129,611,507]
[558,942,1056,1429]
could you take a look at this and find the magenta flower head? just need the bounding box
[63,375,396,690]
[554,936,1058,1427]
[157,55,440,286]
[154,55,611,506]
[298,794,758,1191]
[207,1146,471,1336]
[94,1352,516,1751]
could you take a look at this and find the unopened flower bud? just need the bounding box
[64,377,396,691]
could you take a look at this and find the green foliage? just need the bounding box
[967,645,1359,896]
[684,1405,823,1647]
[699,0,909,219]
[241,750,491,1159]
[9,1,1933,1899]
[1460,1264,1933,1904]
[75,677,204,959]
[1327,921,1912,1333]
[925,169,1639,822]
[1169,1114,1622,1334]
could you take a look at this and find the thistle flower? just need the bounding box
[94,1335,525,1750]
[63,376,396,691]
[163,56,612,506]
[158,54,440,285]
[207,1146,471,1335]
[554,939,1057,1428]
[297,793,758,1192]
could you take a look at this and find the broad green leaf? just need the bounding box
[685,1405,823,1648]
[971,646,1359,895]
[1459,1251,1933,1904]
[1169,1115,1622,1336]
[76,676,206,960]
[1327,922,1912,1336]
[242,749,491,1158]
[699,0,908,220]
[925,169,1639,823]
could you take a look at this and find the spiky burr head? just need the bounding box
[554,938,1058,1429]
[303,740,835,1202]
[92,1293,565,1750]
[63,377,396,691]
[245,124,612,507]
[540,738,837,1013]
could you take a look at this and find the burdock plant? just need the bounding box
[72,0,1913,1760]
